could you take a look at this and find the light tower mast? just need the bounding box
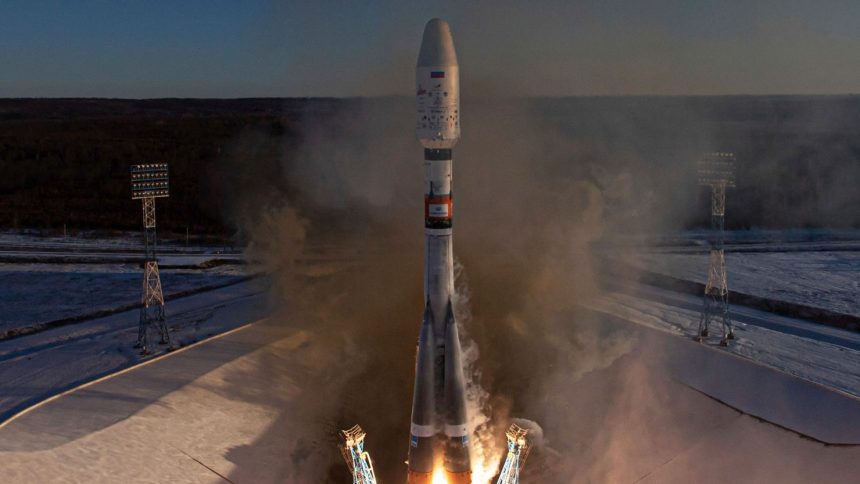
[130,163,172,354]
[340,425,378,484]
[695,153,736,346]
[496,424,531,484]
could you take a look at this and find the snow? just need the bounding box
[631,250,860,317]
[0,319,320,483]
[588,284,860,399]
[0,230,243,268]
[0,279,268,421]
[639,228,860,248]
[0,230,248,333]
[546,354,860,483]
[1,315,858,483]
[0,264,247,332]
[0,230,238,254]
[585,284,860,444]
[0,228,858,481]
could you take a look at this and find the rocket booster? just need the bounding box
[408,18,471,484]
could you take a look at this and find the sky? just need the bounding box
[1,0,859,98]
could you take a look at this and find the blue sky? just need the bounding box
[1,0,859,97]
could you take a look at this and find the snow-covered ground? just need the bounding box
[0,321,333,483]
[0,231,243,268]
[0,278,268,421]
[0,229,857,481]
[0,231,249,333]
[0,230,238,254]
[0,264,247,332]
[1,310,857,483]
[630,250,860,318]
[588,284,860,399]
[627,228,860,250]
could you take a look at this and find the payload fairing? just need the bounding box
[407,18,471,484]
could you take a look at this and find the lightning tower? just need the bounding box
[496,424,531,484]
[130,163,172,354]
[695,153,736,346]
[340,425,378,484]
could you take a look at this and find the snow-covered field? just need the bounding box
[1,306,858,483]
[588,284,860,399]
[0,230,858,482]
[0,232,266,420]
[630,250,860,318]
[0,231,248,333]
[0,264,246,332]
[0,279,268,421]
[0,231,243,267]
[636,228,860,250]
[0,230,238,254]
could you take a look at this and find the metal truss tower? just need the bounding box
[340,425,378,484]
[131,163,172,354]
[497,424,531,484]
[696,153,736,346]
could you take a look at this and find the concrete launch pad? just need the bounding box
[0,319,314,483]
[1,309,858,483]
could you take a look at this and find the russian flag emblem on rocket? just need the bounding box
[431,71,445,78]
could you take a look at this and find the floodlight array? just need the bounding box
[131,163,170,199]
[697,152,736,187]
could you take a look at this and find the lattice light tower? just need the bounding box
[130,163,172,354]
[497,424,531,484]
[696,153,736,346]
[340,425,378,484]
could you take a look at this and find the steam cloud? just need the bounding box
[222,93,859,482]
[221,96,655,482]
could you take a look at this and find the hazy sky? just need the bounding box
[2,0,859,98]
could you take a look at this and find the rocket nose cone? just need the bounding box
[417,18,458,67]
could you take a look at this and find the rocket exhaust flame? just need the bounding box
[432,465,448,484]
[408,18,472,483]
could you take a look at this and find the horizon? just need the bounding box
[3,93,860,101]
[2,1,860,98]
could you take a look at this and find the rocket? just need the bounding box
[407,18,471,484]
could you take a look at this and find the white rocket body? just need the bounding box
[408,18,471,484]
[416,17,460,150]
[417,18,459,344]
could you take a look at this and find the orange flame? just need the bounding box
[431,465,448,484]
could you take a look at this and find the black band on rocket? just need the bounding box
[424,148,452,160]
